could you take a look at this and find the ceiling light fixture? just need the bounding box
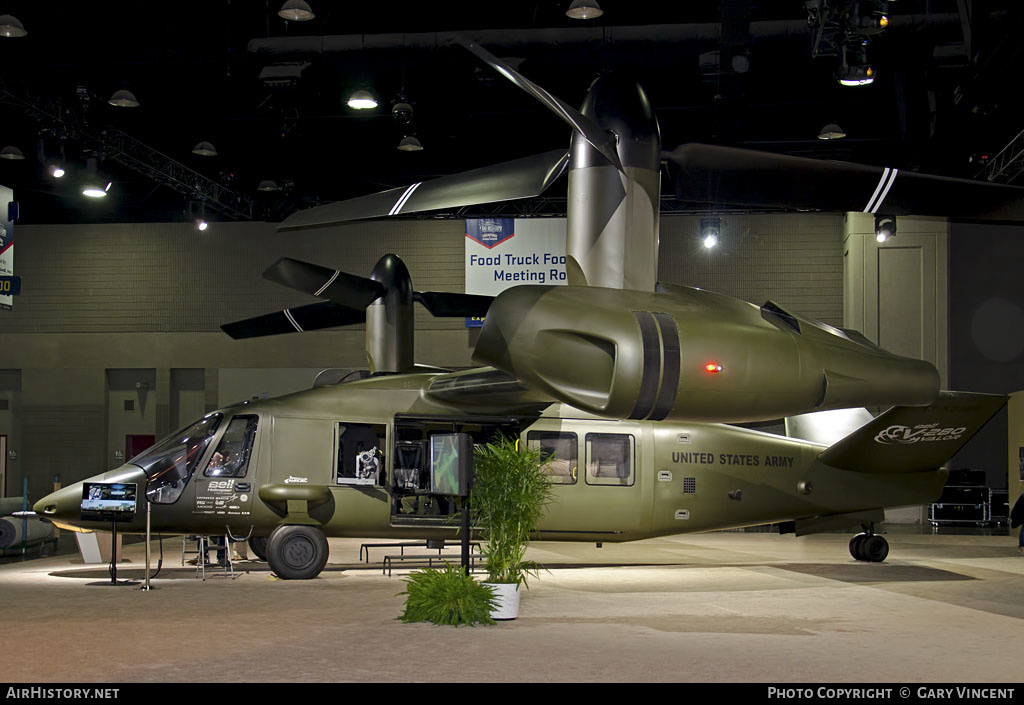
[191,141,218,157]
[0,145,25,160]
[257,180,280,192]
[566,0,603,20]
[397,135,424,152]
[818,123,846,140]
[0,14,27,38]
[347,89,378,110]
[278,0,315,21]
[108,89,140,108]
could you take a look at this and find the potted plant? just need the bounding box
[398,563,498,627]
[470,436,553,620]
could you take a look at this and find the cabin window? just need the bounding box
[203,415,258,478]
[527,431,578,485]
[585,433,634,487]
[135,413,222,505]
[336,423,387,485]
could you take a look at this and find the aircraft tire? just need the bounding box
[849,533,868,561]
[861,534,889,563]
[266,525,329,579]
[248,536,269,561]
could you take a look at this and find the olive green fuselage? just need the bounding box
[36,372,944,542]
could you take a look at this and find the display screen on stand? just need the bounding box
[80,482,137,522]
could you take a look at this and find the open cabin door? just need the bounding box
[389,416,521,527]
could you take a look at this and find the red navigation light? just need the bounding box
[705,363,722,373]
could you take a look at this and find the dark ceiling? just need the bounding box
[1,0,1023,224]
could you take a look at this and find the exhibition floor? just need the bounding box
[2,530,1023,683]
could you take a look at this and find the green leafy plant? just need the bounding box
[398,564,498,627]
[470,436,553,587]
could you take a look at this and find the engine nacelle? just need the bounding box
[472,284,939,423]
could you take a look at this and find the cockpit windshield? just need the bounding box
[131,413,222,505]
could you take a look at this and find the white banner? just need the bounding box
[0,186,12,311]
[464,218,567,296]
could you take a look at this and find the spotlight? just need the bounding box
[82,182,111,198]
[875,214,896,243]
[700,216,721,249]
[50,165,65,178]
[837,43,875,86]
[196,219,209,231]
[82,158,110,198]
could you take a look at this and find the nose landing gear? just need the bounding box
[850,524,889,562]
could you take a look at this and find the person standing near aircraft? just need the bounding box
[1011,495,1024,555]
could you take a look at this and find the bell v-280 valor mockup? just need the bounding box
[34,40,1015,579]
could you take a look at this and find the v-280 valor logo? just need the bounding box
[874,423,967,445]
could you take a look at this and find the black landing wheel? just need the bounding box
[248,536,269,561]
[266,525,329,579]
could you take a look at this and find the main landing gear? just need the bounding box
[849,524,889,562]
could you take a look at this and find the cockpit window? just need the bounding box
[204,415,258,478]
[133,414,222,505]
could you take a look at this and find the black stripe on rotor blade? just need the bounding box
[263,257,384,309]
[629,311,661,421]
[664,143,1024,221]
[414,291,494,318]
[650,313,680,421]
[220,301,365,340]
[278,150,569,230]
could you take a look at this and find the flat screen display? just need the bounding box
[81,482,137,522]
[430,433,473,497]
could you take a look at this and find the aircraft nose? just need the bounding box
[34,484,83,523]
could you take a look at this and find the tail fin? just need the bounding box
[817,391,1006,474]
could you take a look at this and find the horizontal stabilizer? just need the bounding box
[818,391,1007,473]
[221,301,365,339]
[664,143,1024,221]
[414,291,493,318]
[278,149,569,230]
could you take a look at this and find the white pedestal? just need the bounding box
[75,531,124,564]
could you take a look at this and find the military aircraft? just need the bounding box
[31,39,1017,579]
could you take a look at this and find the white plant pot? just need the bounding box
[484,582,520,620]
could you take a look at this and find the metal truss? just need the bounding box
[0,85,256,221]
[980,126,1024,185]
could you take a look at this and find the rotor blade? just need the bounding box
[664,143,1024,221]
[263,257,385,308]
[279,149,569,231]
[456,37,623,171]
[221,301,365,340]
[414,291,494,318]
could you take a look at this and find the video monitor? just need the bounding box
[81,482,137,522]
[430,433,473,497]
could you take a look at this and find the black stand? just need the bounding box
[87,520,139,587]
[461,496,471,576]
